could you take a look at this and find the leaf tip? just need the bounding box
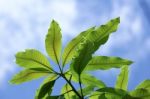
[51,19,57,24]
[129,60,134,65]
[116,17,120,23]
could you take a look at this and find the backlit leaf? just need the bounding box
[115,66,129,90]
[85,56,133,71]
[136,80,150,90]
[62,27,95,66]
[10,69,49,84]
[61,84,76,99]
[45,20,62,65]
[96,87,128,97]
[65,71,106,88]
[70,39,94,75]
[130,88,150,99]
[16,49,52,71]
[35,74,58,99]
[87,17,120,52]
[81,73,106,88]
[71,18,120,75]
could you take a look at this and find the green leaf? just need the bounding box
[130,88,150,99]
[81,73,106,88]
[136,80,150,90]
[87,17,120,52]
[78,86,95,96]
[65,71,106,88]
[89,91,104,99]
[96,87,128,97]
[62,27,95,66]
[45,20,62,65]
[15,49,52,71]
[35,74,58,99]
[98,93,107,99]
[115,66,129,90]
[61,84,76,99]
[70,18,120,75]
[89,92,122,99]
[70,39,94,75]
[85,56,133,71]
[10,69,49,84]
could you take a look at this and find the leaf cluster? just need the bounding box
[10,18,150,99]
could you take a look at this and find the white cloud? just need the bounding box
[99,0,143,56]
[0,0,77,86]
[0,0,149,89]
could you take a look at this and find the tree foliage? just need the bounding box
[10,18,150,99]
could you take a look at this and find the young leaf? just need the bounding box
[115,66,129,90]
[85,56,133,71]
[136,80,150,90]
[45,20,62,65]
[35,74,58,99]
[70,39,94,75]
[87,17,120,52]
[10,69,49,84]
[62,27,95,66]
[130,88,150,99]
[61,84,76,99]
[16,49,52,71]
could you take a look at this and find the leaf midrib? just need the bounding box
[119,68,127,90]
[16,56,51,70]
[52,23,60,65]
[13,71,49,81]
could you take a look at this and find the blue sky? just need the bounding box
[0,0,150,99]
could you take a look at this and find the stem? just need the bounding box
[79,75,84,99]
[62,74,82,99]
[52,71,82,98]
[55,60,81,98]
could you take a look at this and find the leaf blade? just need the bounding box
[70,39,94,75]
[136,80,150,90]
[85,56,133,71]
[130,88,150,99]
[96,87,128,97]
[115,66,129,90]
[87,17,120,52]
[71,17,120,75]
[35,74,58,99]
[81,73,106,88]
[45,20,62,64]
[61,84,76,99]
[16,49,52,71]
[62,27,95,66]
[65,71,106,88]
[10,69,49,84]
